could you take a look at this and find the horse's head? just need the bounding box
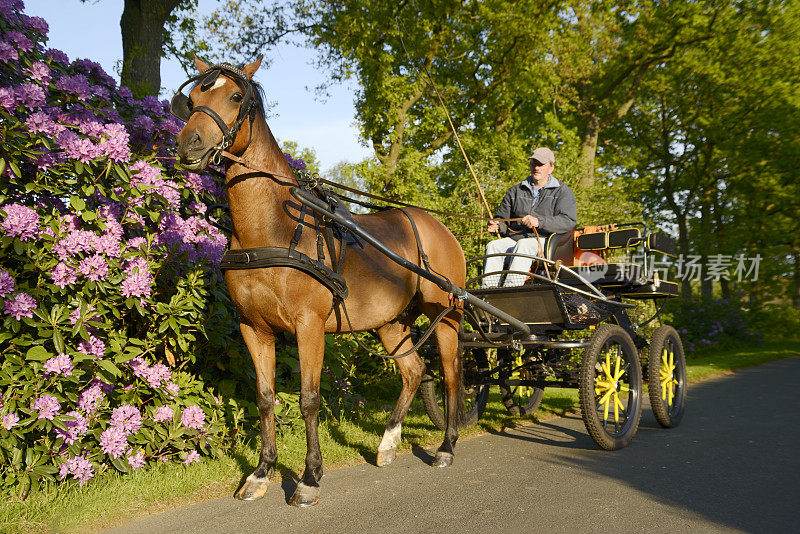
[172,54,263,171]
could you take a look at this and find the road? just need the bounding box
[110,357,800,534]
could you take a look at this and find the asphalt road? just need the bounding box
[110,357,800,534]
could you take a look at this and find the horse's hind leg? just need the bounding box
[375,319,426,467]
[430,309,464,467]
[235,323,278,500]
[289,321,326,507]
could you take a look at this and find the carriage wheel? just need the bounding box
[647,325,687,428]
[579,324,643,450]
[421,347,489,430]
[498,350,544,416]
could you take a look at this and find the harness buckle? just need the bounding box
[243,251,252,264]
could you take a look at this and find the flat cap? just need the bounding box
[529,147,555,164]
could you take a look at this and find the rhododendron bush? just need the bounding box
[0,0,253,495]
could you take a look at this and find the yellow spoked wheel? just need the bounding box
[499,351,544,416]
[647,325,686,428]
[579,324,642,450]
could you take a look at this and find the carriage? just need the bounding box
[418,224,687,450]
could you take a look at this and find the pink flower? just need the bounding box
[4,292,37,320]
[55,411,88,444]
[1,203,39,241]
[32,394,60,420]
[183,449,200,465]
[165,382,180,395]
[2,413,19,430]
[59,454,94,486]
[77,334,105,359]
[180,405,205,430]
[44,353,73,376]
[153,405,174,422]
[0,269,14,297]
[78,254,108,281]
[99,426,127,458]
[77,382,105,413]
[50,262,78,288]
[110,404,142,436]
[127,450,145,469]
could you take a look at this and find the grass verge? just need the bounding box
[3,340,798,533]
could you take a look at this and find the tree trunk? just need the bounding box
[676,213,692,299]
[793,242,800,310]
[120,0,182,98]
[578,114,600,189]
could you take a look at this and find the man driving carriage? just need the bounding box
[483,147,578,287]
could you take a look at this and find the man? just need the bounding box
[483,147,577,287]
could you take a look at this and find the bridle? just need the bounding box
[170,63,257,164]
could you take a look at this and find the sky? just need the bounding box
[25,0,373,172]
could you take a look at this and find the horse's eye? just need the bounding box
[231,92,243,103]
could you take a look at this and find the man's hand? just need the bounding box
[487,219,500,233]
[521,215,539,229]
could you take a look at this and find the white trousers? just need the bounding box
[482,236,546,288]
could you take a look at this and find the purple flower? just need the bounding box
[59,454,94,486]
[183,449,200,465]
[50,262,78,288]
[17,83,46,108]
[1,203,39,240]
[77,334,105,359]
[55,74,93,100]
[181,405,205,430]
[23,15,49,37]
[25,110,63,136]
[0,41,17,63]
[55,410,88,444]
[127,450,145,469]
[110,404,142,436]
[32,394,60,420]
[45,48,69,64]
[0,269,14,297]
[5,30,32,53]
[78,254,108,281]
[154,406,174,422]
[121,271,152,299]
[97,123,131,163]
[2,412,19,430]
[165,382,180,395]
[0,86,15,111]
[44,353,73,376]
[77,382,105,413]
[4,292,37,320]
[99,426,127,458]
[127,237,147,250]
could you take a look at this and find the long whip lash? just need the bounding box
[395,18,496,227]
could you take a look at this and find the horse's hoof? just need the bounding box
[235,475,270,501]
[289,482,320,507]
[376,448,396,467]
[432,451,454,468]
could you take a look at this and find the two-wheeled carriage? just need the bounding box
[419,224,687,450]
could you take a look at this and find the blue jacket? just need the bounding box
[494,176,577,240]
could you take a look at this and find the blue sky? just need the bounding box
[26,0,372,172]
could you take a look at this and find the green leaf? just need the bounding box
[69,195,86,211]
[53,330,65,354]
[8,159,21,178]
[110,456,130,473]
[74,160,84,175]
[0,158,5,176]
[96,359,122,377]
[25,346,51,362]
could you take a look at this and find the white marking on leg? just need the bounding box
[378,424,402,452]
[246,472,270,484]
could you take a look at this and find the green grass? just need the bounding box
[3,340,799,533]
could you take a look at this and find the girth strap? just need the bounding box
[220,246,348,300]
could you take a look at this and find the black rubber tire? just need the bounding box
[647,325,687,428]
[421,348,489,430]
[498,350,544,416]
[579,324,643,450]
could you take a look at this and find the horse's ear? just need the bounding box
[242,55,263,80]
[192,52,210,73]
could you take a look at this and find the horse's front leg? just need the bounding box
[235,323,278,500]
[289,321,326,507]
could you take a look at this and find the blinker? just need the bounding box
[170,92,192,122]
[200,69,221,91]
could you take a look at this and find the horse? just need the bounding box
[173,55,467,506]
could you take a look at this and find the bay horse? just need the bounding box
[174,55,467,506]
